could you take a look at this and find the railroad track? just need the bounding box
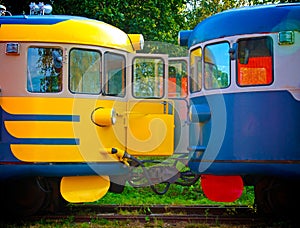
[0,204,296,226]
[24,204,279,226]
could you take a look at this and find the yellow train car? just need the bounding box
[0,3,176,215]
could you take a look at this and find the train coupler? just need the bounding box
[109,148,200,195]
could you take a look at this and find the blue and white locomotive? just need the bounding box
[179,3,300,215]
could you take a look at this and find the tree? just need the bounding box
[184,0,298,29]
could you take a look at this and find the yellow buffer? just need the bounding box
[60,176,110,203]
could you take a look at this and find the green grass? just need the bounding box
[96,155,255,206]
[97,182,255,206]
[23,182,255,228]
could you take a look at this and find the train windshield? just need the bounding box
[189,42,230,92]
[27,47,63,93]
[204,42,230,89]
[103,52,126,97]
[190,48,202,93]
[69,48,101,94]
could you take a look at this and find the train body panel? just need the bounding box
[0,97,128,163]
[189,90,300,176]
[126,99,174,155]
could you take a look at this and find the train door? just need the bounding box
[92,51,128,154]
[126,54,174,156]
[168,57,189,153]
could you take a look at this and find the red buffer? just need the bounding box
[201,175,244,202]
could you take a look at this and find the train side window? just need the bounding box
[190,48,202,93]
[104,52,125,97]
[168,60,187,98]
[204,42,230,89]
[133,57,164,98]
[237,37,273,86]
[69,48,101,94]
[27,47,63,93]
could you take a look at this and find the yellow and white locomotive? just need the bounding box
[0,3,187,215]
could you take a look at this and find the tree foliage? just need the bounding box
[185,0,300,29]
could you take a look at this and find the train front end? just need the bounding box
[0,3,176,216]
[179,3,300,214]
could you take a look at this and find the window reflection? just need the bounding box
[168,60,187,98]
[27,47,63,93]
[204,42,230,89]
[133,57,164,98]
[104,52,125,97]
[69,49,101,94]
[190,48,202,93]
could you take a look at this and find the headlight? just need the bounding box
[91,107,116,127]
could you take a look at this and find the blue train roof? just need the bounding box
[188,3,300,47]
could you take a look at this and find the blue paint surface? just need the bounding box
[188,90,300,176]
[0,15,88,25]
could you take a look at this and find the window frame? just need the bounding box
[203,41,231,90]
[69,47,102,95]
[27,46,63,93]
[132,56,165,99]
[103,51,126,97]
[236,36,274,87]
[168,59,188,98]
[189,47,203,93]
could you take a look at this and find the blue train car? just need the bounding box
[179,3,300,215]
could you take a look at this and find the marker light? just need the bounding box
[278,31,294,45]
[6,43,20,55]
[128,34,144,51]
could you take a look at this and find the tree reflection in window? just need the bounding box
[133,57,164,98]
[204,42,230,89]
[27,47,63,93]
